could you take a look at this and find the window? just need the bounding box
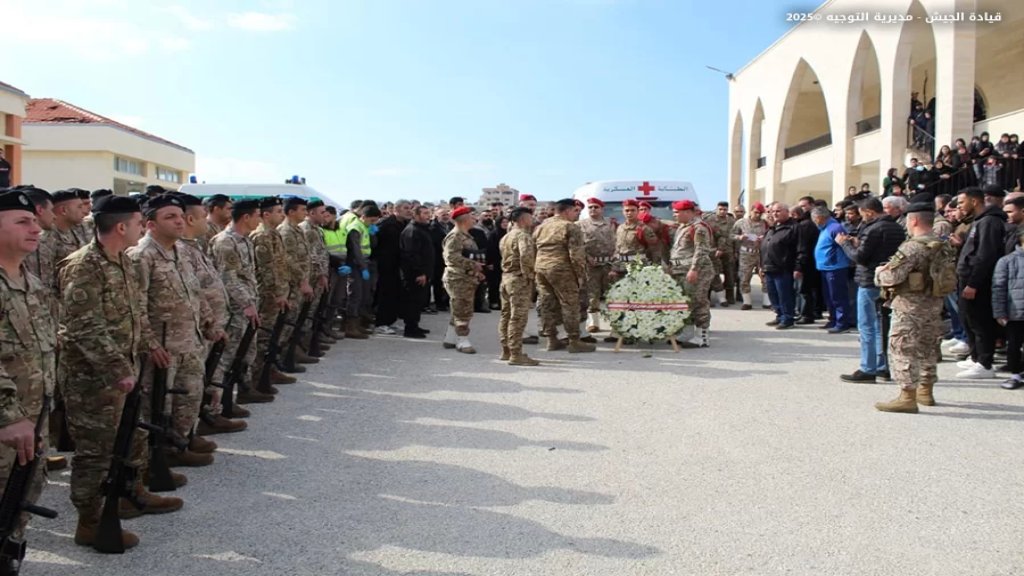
[114,156,144,176]
[156,166,181,183]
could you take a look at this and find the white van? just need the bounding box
[572,180,698,221]
[177,183,336,206]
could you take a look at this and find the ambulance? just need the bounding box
[572,180,698,220]
[177,183,334,205]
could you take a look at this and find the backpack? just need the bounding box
[913,237,958,296]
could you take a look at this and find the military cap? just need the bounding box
[555,198,576,209]
[52,190,78,204]
[672,200,696,211]
[586,197,604,207]
[260,196,283,210]
[145,184,168,197]
[70,188,91,200]
[307,199,325,209]
[171,192,203,207]
[91,189,114,201]
[93,194,142,215]
[639,201,653,210]
[752,202,766,213]
[142,194,184,217]
[451,206,473,220]
[283,196,308,211]
[0,190,36,213]
[509,207,533,221]
[622,199,639,208]
[519,194,536,202]
[203,194,231,207]
[233,199,261,213]
[905,202,934,214]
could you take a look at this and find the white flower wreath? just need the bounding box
[601,264,692,343]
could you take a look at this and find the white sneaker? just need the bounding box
[956,365,996,379]
[956,359,979,369]
[948,341,970,355]
[941,338,957,347]
[375,325,397,335]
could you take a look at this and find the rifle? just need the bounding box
[307,283,333,357]
[50,350,75,453]
[96,361,162,554]
[217,321,256,420]
[204,339,226,389]
[0,396,57,575]
[282,298,313,373]
[258,311,288,392]
[147,325,187,493]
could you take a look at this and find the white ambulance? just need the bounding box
[177,183,335,205]
[572,180,698,220]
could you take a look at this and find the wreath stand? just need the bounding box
[613,335,681,353]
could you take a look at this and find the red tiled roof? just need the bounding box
[0,81,28,98]
[24,98,193,153]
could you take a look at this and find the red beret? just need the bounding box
[451,206,473,220]
[672,200,696,211]
[622,199,639,208]
[586,197,604,207]
[752,202,766,213]
[573,199,585,209]
[639,212,653,224]
[519,194,536,202]
[639,201,653,210]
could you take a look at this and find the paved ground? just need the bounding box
[26,293,1024,576]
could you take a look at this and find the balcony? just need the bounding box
[783,133,832,159]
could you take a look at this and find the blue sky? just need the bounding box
[1,0,798,207]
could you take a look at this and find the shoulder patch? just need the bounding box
[71,287,89,305]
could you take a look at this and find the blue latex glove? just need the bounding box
[369,224,379,235]
[361,269,370,281]
[338,265,352,275]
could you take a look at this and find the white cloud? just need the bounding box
[194,156,283,184]
[161,5,214,31]
[227,12,297,32]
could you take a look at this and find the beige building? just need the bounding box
[0,81,29,187]
[478,183,520,206]
[22,98,194,195]
[727,0,1023,207]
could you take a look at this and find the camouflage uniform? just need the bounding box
[933,213,953,238]
[578,217,616,312]
[704,212,736,301]
[180,237,229,409]
[53,226,87,265]
[732,217,768,295]
[499,226,536,356]
[300,219,330,332]
[199,220,223,255]
[442,229,479,336]
[72,221,93,245]
[24,230,58,296]
[278,220,313,339]
[127,236,208,439]
[0,265,57,537]
[671,221,715,329]
[59,240,144,514]
[615,220,662,270]
[250,223,291,378]
[210,228,259,386]
[534,215,588,340]
[874,236,945,392]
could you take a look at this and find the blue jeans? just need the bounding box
[857,287,886,374]
[846,269,858,327]
[821,269,850,328]
[766,272,796,326]
[945,293,966,341]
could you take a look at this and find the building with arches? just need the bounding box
[727,0,1022,207]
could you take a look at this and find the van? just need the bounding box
[177,183,336,206]
[572,180,698,221]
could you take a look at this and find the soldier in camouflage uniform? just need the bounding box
[534,199,595,353]
[704,201,736,306]
[300,199,332,347]
[499,208,539,366]
[50,190,88,269]
[127,195,215,466]
[732,202,769,310]
[578,198,617,333]
[873,204,946,413]
[71,188,94,242]
[59,195,172,550]
[251,197,298,387]
[278,197,318,367]
[615,199,662,271]
[442,207,484,353]
[671,200,715,347]
[0,189,56,539]
[211,200,271,405]
[21,188,56,297]
[200,194,232,254]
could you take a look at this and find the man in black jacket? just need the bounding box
[428,207,452,311]
[372,200,411,334]
[468,214,491,313]
[795,197,822,324]
[486,216,507,310]
[836,198,906,382]
[400,205,435,338]
[762,202,800,329]
[955,186,1007,378]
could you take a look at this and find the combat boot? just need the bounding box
[345,319,369,340]
[324,325,344,340]
[568,338,596,353]
[135,484,184,514]
[166,449,215,467]
[917,383,936,406]
[46,455,68,472]
[197,414,247,435]
[142,468,188,489]
[546,336,567,351]
[226,404,251,418]
[874,388,919,414]
[271,367,297,384]
[456,336,476,355]
[500,346,511,361]
[188,436,217,454]
[741,293,753,311]
[75,508,139,550]
[580,335,598,344]
[234,388,272,405]
[293,348,319,365]
[257,383,279,395]
[509,353,540,366]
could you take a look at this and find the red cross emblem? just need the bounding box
[637,181,655,195]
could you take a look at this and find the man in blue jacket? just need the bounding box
[810,206,853,333]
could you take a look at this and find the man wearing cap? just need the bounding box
[732,203,768,310]
[201,194,233,254]
[127,194,217,468]
[615,199,662,269]
[442,206,484,353]
[533,199,595,353]
[49,190,88,269]
[59,194,151,549]
[518,194,537,211]
[211,200,271,406]
[20,187,55,296]
[578,197,616,333]
[278,197,319,366]
[300,199,335,343]
[499,208,540,365]
[71,188,94,241]
[671,200,715,347]
[704,201,737,307]
[0,189,57,541]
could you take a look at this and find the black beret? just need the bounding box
[203,194,231,206]
[70,188,90,200]
[983,184,1006,198]
[233,199,261,213]
[93,195,142,215]
[509,207,533,221]
[143,194,184,217]
[171,192,203,207]
[52,190,79,204]
[283,197,308,211]
[905,203,934,214]
[0,190,36,214]
[260,196,283,210]
[91,189,113,201]
[145,184,168,196]
[555,198,576,209]
[307,199,325,209]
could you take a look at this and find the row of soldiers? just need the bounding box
[0,184,345,555]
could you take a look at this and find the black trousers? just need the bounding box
[402,278,429,332]
[487,268,502,307]
[960,284,997,369]
[800,269,821,320]
[432,265,449,309]
[1005,320,1024,374]
[375,269,402,327]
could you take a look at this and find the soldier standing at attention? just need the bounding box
[705,201,737,307]
[671,200,715,347]
[615,199,662,269]
[0,189,57,540]
[278,197,318,366]
[50,190,87,265]
[251,197,301,384]
[21,187,56,296]
[499,208,539,366]
[442,206,484,354]
[874,204,947,413]
[578,197,616,333]
[201,194,233,254]
[732,202,769,310]
[300,199,333,346]
[534,199,595,353]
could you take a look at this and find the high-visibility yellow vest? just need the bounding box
[323,226,347,257]
[342,217,372,259]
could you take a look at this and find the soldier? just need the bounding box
[671,200,715,347]
[534,199,595,353]
[127,195,216,467]
[730,203,746,301]
[442,206,484,354]
[615,199,662,269]
[499,208,540,366]
[705,201,737,306]
[210,200,272,405]
[201,194,233,253]
[278,197,319,366]
[300,199,333,345]
[578,197,616,333]
[50,190,87,265]
[81,188,112,239]
[251,197,302,384]
[61,195,180,550]
[21,187,56,296]
[874,204,947,413]
[0,189,56,540]
[71,188,94,242]
[732,202,769,310]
